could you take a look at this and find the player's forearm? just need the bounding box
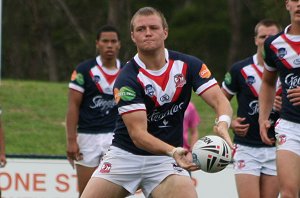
[123,111,175,156]
[131,131,175,156]
[65,109,79,142]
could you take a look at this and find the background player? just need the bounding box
[65,25,121,196]
[222,19,281,198]
[259,0,300,197]
[183,102,200,155]
[81,6,233,198]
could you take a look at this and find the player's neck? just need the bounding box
[288,22,300,35]
[101,58,118,70]
[138,48,166,70]
[256,52,264,67]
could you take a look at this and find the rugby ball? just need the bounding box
[192,135,232,173]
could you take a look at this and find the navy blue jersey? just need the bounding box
[264,25,300,123]
[112,49,218,155]
[69,56,122,134]
[222,54,281,147]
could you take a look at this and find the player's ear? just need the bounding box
[131,31,136,44]
[163,28,168,40]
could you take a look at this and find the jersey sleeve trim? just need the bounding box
[69,83,84,93]
[264,65,277,72]
[221,82,236,95]
[118,103,146,115]
[195,79,217,95]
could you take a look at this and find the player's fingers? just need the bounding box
[75,153,83,161]
[260,129,273,145]
[187,164,201,171]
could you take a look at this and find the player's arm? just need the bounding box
[221,88,234,101]
[200,85,234,149]
[258,69,277,145]
[122,111,199,171]
[65,89,83,166]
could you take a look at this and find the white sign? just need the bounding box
[0,158,237,198]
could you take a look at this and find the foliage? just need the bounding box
[2,0,289,82]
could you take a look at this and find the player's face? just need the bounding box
[255,25,279,53]
[131,14,168,53]
[96,32,120,60]
[286,0,300,23]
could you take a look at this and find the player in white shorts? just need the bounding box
[222,19,281,198]
[75,133,114,167]
[65,25,122,195]
[81,7,233,198]
[275,119,300,156]
[260,1,300,196]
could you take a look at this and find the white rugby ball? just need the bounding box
[192,135,232,173]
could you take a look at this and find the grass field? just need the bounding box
[0,79,236,156]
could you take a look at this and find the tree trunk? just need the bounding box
[55,0,87,43]
[227,0,241,69]
[107,0,133,61]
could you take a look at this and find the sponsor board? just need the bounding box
[0,158,237,197]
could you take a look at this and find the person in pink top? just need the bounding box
[183,102,201,152]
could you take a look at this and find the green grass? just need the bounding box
[1,79,68,155]
[0,79,236,155]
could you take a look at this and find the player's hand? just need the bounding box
[213,123,234,150]
[273,95,282,111]
[259,119,275,145]
[231,117,249,137]
[66,141,83,168]
[287,87,300,106]
[173,149,200,171]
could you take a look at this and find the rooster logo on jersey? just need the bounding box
[174,74,186,88]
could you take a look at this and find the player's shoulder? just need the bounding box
[265,31,283,46]
[230,56,253,71]
[168,50,204,65]
[76,58,97,70]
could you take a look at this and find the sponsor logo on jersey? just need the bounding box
[246,76,255,85]
[100,162,112,173]
[119,86,136,101]
[293,58,300,65]
[145,84,155,97]
[114,88,120,104]
[148,102,184,122]
[160,94,170,102]
[158,119,171,128]
[89,95,116,115]
[285,73,300,89]
[199,64,211,79]
[75,73,84,85]
[92,75,101,83]
[248,100,259,116]
[71,70,77,81]
[277,48,287,59]
[174,73,186,88]
[224,72,231,85]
